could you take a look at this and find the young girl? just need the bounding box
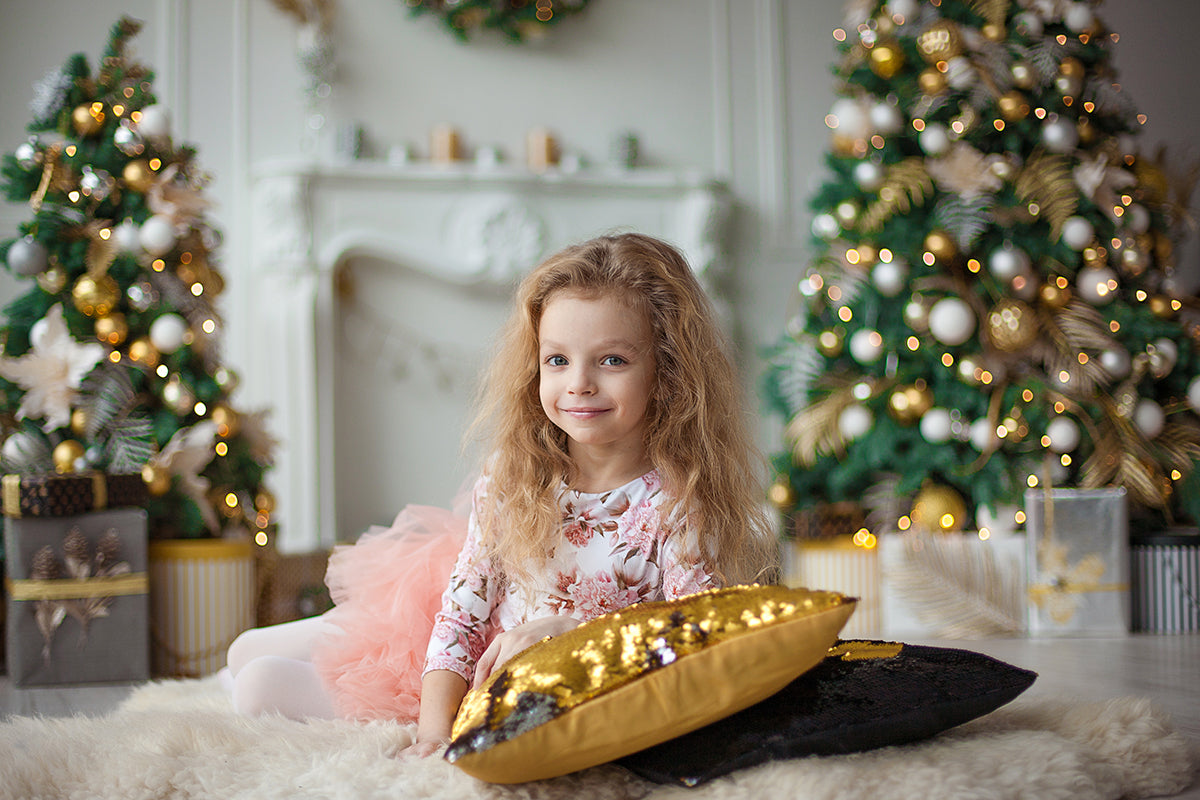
[225,232,777,754]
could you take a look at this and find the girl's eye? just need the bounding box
[546,355,568,367]
[601,356,626,367]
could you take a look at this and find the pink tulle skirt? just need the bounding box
[311,505,467,722]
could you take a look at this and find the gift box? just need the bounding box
[1024,487,1130,636]
[2,472,147,518]
[785,535,880,638]
[1130,528,1200,633]
[4,508,150,686]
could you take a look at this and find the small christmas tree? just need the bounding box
[764,0,1200,535]
[0,18,275,540]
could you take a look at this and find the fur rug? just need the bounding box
[0,678,1195,800]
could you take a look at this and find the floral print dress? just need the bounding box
[423,469,713,683]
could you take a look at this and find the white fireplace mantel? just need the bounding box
[249,157,733,552]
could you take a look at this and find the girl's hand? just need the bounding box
[399,737,447,759]
[472,615,581,689]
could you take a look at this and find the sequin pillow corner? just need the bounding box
[443,584,857,784]
[617,640,1039,787]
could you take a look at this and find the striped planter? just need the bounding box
[786,536,881,638]
[1131,530,1200,634]
[149,539,256,677]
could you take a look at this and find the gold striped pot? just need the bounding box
[149,538,256,677]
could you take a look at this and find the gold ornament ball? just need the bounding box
[855,243,880,269]
[70,408,89,437]
[817,329,844,358]
[142,463,172,496]
[956,354,985,386]
[162,377,195,415]
[1148,295,1176,319]
[835,200,860,226]
[36,264,68,294]
[924,230,957,263]
[1077,118,1097,146]
[917,20,963,63]
[887,381,934,425]
[904,295,933,332]
[997,91,1030,121]
[122,159,156,193]
[71,103,105,137]
[94,312,129,346]
[910,484,967,534]
[767,479,797,511]
[1058,57,1085,79]
[53,439,86,474]
[204,269,225,297]
[128,337,161,368]
[986,298,1039,352]
[869,42,905,79]
[1039,282,1072,310]
[1082,245,1107,269]
[981,22,1006,42]
[918,67,948,95]
[72,274,120,317]
[211,404,241,437]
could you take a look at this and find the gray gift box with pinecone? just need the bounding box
[4,508,149,686]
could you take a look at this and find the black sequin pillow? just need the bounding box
[618,640,1037,787]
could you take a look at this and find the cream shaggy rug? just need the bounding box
[0,677,1196,800]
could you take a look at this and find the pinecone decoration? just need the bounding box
[95,528,122,572]
[62,527,92,579]
[30,545,61,580]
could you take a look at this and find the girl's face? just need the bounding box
[537,291,655,463]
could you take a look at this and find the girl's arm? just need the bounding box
[471,614,581,689]
[405,669,469,757]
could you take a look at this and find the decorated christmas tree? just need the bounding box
[0,18,275,540]
[764,0,1200,536]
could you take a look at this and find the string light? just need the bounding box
[215,441,229,456]
[838,306,853,322]
[254,530,270,547]
[1027,474,1039,487]
[1014,510,1027,525]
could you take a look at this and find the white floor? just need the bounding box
[1,634,1197,798]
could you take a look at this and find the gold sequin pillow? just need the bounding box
[444,584,857,783]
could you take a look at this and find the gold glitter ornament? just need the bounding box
[997,91,1030,121]
[71,103,105,137]
[447,585,856,784]
[1011,61,1035,90]
[1039,281,1072,310]
[128,337,160,368]
[869,41,905,79]
[72,274,121,317]
[957,354,986,386]
[1148,295,1175,319]
[910,483,967,533]
[211,404,240,437]
[918,67,948,95]
[923,230,957,263]
[1058,57,1085,79]
[817,329,845,357]
[917,20,963,63]
[981,22,1005,42]
[887,381,934,425]
[53,440,86,474]
[986,298,1039,352]
[904,294,933,332]
[36,264,68,294]
[70,408,89,437]
[122,159,156,193]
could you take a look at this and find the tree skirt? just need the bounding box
[0,678,1195,800]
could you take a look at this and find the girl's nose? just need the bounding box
[567,366,596,395]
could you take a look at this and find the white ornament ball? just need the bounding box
[1188,376,1200,413]
[1046,416,1081,453]
[811,212,840,240]
[872,259,909,297]
[988,243,1031,281]
[6,235,48,276]
[1099,348,1132,380]
[849,328,885,364]
[1076,266,1118,305]
[1150,338,1179,375]
[870,102,904,135]
[1061,216,1094,250]
[113,220,141,253]
[1,431,40,465]
[1014,11,1043,37]
[1126,204,1151,235]
[945,57,975,90]
[1133,399,1165,439]
[854,161,885,192]
[838,404,874,441]
[149,313,189,354]
[887,0,919,18]
[1063,2,1095,32]
[919,123,950,156]
[969,418,995,452]
[136,104,172,142]
[1043,118,1079,153]
[929,297,976,346]
[830,98,868,138]
[139,215,177,256]
[919,408,954,443]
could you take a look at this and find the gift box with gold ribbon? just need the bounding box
[4,508,150,686]
[2,472,147,518]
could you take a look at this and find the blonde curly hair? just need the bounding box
[468,233,777,589]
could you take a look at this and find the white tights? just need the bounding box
[224,615,340,720]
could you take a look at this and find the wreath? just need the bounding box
[405,0,591,43]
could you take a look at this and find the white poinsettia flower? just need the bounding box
[0,304,104,432]
[927,143,1004,200]
[149,420,220,532]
